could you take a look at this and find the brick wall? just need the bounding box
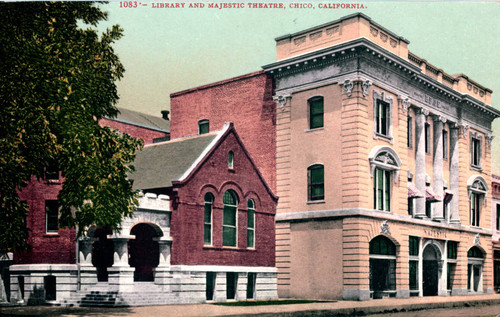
[170,130,276,267]
[170,71,276,191]
[99,118,169,145]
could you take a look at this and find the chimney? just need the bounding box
[161,110,170,120]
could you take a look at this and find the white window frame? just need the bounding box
[204,193,214,246]
[247,199,255,249]
[467,175,488,228]
[373,90,394,141]
[470,132,482,169]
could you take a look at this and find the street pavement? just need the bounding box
[1,293,500,316]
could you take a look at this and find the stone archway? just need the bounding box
[422,243,441,296]
[128,223,162,282]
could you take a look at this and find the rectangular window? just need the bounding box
[45,161,59,181]
[246,273,256,299]
[448,241,458,259]
[45,200,58,233]
[425,123,431,154]
[376,100,390,136]
[308,165,324,201]
[198,120,209,135]
[206,272,216,301]
[425,201,432,218]
[373,168,390,211]
[44,276,56,301]
[223,207,237,247]
[226,272,238,300]
[409,261,418,291]
[447,263,456,290]
[443,130,448,159]
[409,236,419,256]
[496,204,500,231]
[471,135,481,168]
[470,192,481,227]
[407,116,413,148]
[247,208,255,249]
[204,196,213,245]
[309,97,324,129]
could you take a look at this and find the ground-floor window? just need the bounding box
[409,260,419,295]
[494,250,500,293]
[226,272,238,300]
[206,272,216,301]
[247,273,256,299]
[447,263,456,291]
[44,276,56,301]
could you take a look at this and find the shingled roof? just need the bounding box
[111,107,170,132]
[129,130,221,190]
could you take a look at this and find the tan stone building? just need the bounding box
[263,13,500,300]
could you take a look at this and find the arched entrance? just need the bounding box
[467,246,484,293]
[422,244,441,296]
[128,223,161,281]
[91,227,114,282]
[369,235,397,299]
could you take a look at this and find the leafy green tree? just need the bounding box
[0,2,143,255]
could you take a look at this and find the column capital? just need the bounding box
[343,79,354,96]
[432,114,447,123]
[486,133,494,147]
[415,107,429,117]
[362,80,371,97]
[459,123,469,138]
[399,96,410,114]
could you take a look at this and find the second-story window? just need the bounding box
[375,100,390,136]
[471,133,482,168]
[45,200,58,233]
[45,161,59,182]
[443,130,448,159]
[228,151,234,169]
[425,123,431,154]
[198,119,209,135]
[496,204,500,231]
[204,193,213,246]
[247,199,255,249]
[222,190,238,247]
[470,192,481,227]
[374,168,391,211]
[307,164,324,201]
[308,97,324,129]
[407,116,413,148]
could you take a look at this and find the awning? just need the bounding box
[408,182,424,198]
[443,190,453,204]
[426,187,443,202]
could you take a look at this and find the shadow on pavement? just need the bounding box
[0,305,133,316]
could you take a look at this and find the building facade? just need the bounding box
[492,175,500,292]
[262,13,499,300]
[7,122,277,305]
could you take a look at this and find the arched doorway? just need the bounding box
[467,246,484,293]
[91,227,114,282]
[422,244,441,296]
[129,223,161,281]
[369,235,397,299]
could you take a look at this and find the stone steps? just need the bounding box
[63,283,181,307]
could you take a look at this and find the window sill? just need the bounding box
[470,165,482,172]
[203,246,256,252]
[228,168,235,173]
[44,233,60,237]
[304,127,324,133]
[373,132,393,143]
[307,200,325,205]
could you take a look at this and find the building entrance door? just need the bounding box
[129,223,160,281]
[422,244,440,296]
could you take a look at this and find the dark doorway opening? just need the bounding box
[92,227,114,282]
[422,244,440,296]
[226,272,237,300]
[206,272,216,301]
[246,273,256,299]
[44,276,56,301]
[129,223,160,282]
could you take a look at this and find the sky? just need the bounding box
[96,1,500,174]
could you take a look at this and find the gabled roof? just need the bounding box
[108,107,170,133]
[130,129,221,190]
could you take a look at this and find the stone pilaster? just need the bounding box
[432,116,445,220]
[108,235,135,291]
[414,108,428,218]
[449,125,460,224]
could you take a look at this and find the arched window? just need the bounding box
[228,151,234,169]
[198,119,209,135]
[369,236,396,298]
[467,175,488,227]
[308,96,324,129]
[368,146,401,212]
[223,190,238,247]
[204,193,214,246]
[307,164,324,201]
[467,246,485,292]
[247,199,255,248]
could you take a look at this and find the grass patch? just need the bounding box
[212,299,335,306]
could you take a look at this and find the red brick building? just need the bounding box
[170,71,276,191]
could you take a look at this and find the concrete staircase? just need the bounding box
[63,283,179,307]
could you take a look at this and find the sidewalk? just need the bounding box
[1,293,500,316]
